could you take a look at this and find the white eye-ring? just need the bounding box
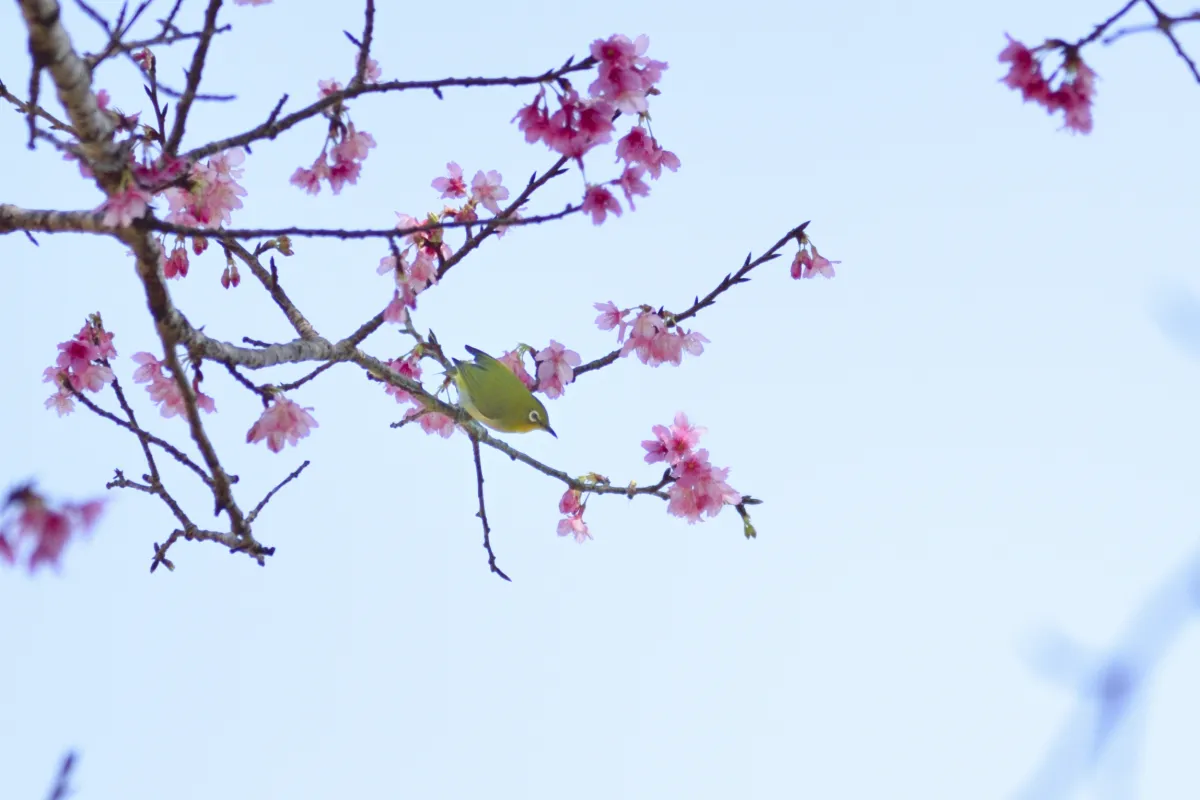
[529,410,541,422]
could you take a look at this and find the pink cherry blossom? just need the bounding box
[247,397,319,452]
[332,124,376,164]
[513,89,551,144]
[559,488,584,515]
[587,34,668,114]
[498,350,537,390]
[361,56,382,82]
[163,246,189,279]
[471,170,510,214]
[557,513,592,543]
[542,92,616,159]
[615,127,680,178]
[679,329,709,356]
[327,157,362,194]
[593,301,630,341]
[98,185,151,227]
[405,408,456,438]
[432,162,468,198]
[318,78,342,97]
[665,448,741,525]
[642,412,706,466]
[791,247,839,280]
[0,485,105,572]
[616,165,651,209]
[582,185,621,225]
[999,36,1097,133]
[383,290,409,324]
[131,352,216,419]
[534,340,581,399]
[384,355,423,403]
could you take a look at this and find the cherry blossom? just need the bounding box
[432,162,468,198]
[0,485,104,572]
[582,185,621,225]
[247,397,319,452]
[535,340,581,399]
[471,170,510,214]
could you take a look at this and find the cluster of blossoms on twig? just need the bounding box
[289,61,381,196]
[132,352,216,416]
[42,319,116,415]
[0,485,104,572]
[642,413,740,523]
[515,34,679,224]
[999,36,1097,134]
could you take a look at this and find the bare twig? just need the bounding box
[247,460,310,524]
[164,0,224,154]
[44,751,76,800]
[470,434,510,581]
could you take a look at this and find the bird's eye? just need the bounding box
[529,410,541,423]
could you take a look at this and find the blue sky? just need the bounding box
[3,0,1200,798]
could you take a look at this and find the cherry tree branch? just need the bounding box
[184,59,596,162]
[575,221,810,378]
[163,0,223,154]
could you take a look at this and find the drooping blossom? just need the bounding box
[247,396,319,452]
[582,185,621,225]
[131,352,216,418]
[404,408,456,438]
[163,246,189,279]
[0,485,105,573]
[615,165,650,208]
[790,247,839,280]
[557,512,592,543]
[615,127,680,179]
[535,340,581,399]
[999,35,1097,134]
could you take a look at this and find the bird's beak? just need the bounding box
[546,425,558,439]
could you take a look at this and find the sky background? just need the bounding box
[3,0,1200,798]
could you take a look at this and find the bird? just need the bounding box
[449,345,556,437]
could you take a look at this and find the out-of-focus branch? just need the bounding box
[163,0,224,154]
[43,750,76,800]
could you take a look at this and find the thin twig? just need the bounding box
[470,434,511,581]
[247,460,310,524]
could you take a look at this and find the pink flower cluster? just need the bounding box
[0,485,104,572]
[43,321,117,416]
[163,148,248,233]
[513,34,678,225]
[557,488,592,543]
[999,36,1096,134]
[131,352,216,418]
[379,213,449,323]
[290,60,381,195]
[642,413,741,524]
[593,302,708,368]
[431,162,512,217]
[790,245,839,280]
[247,397,319,452]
